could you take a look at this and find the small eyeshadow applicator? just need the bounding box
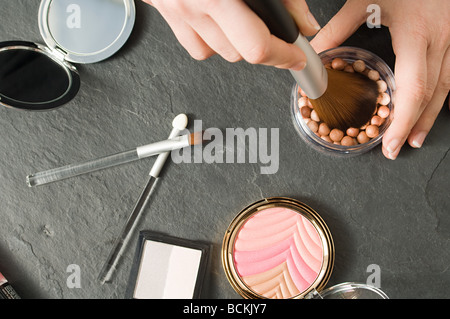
[98,113,188,284]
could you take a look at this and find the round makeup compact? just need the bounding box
[0,0,135,111]
[222,197,388,299]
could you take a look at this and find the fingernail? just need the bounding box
[411,131,427,149]
[387,138,401,154]
[388,152,397,160]
[307,11,321,31]
[291,61,307,71]
[386,138,402,160]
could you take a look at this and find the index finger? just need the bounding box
[207,0,307,70]
[310,0,368,53]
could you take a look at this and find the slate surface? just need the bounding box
[0,0,449,299]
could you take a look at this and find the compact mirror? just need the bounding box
[0,41,80,110]
[0,0,135,111]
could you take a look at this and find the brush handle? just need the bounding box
[243,0,328,99]
[98,175,158,284]
[26,149,139,187]
[26,135,190,187]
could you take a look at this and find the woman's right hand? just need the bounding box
[142,0,321,71]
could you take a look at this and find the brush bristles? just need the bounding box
[189,131,206,145]
[310,69,378,130]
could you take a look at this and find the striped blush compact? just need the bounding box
[222,197,334,299]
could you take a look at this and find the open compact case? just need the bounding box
[222,197,388,299]
[0,0,135,110]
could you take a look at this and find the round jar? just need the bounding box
[222,197,335,299]
[290,47,396,156]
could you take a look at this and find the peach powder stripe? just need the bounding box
[233,207,323,298]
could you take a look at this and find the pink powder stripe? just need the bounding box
[242,208,298,228]
[235,222,297,251]
[302,217,322,247]
[233,207,324,295]
[235,243,290,277]
[234,236,291,264]
[289,237,320,284]
[294,219,323,270]
[237,213,298,239]
[286,249,311,292]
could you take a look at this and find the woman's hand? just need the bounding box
[143,0,321,71]
[311,0,450,160]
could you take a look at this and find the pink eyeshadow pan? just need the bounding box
[233,207,324,299]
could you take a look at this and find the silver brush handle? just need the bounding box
[290,35,328,99]
[243,0,328,98]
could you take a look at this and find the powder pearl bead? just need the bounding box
[357,131,370,144]
[344,65,355,73]
[376,80,388,93]
[353,60,366,73]
[367,69,380,81]
[330,129,344,142]
[371,115,385,126]
[377,92,391,105]
[300,106,312,118]
[311,110,320,122]
[298,97,310,107]
[321,135,333,143]
[377,105,390,119]
[366,125,379,138]
[307,120,319,133]
[346,127,360,138]
[341,136,355,146]
[318,123,331,136]
[331,58,347,70]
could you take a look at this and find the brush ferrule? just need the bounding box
[290,34,328,99]
[136,135,189,159]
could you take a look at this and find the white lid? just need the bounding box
[38,0,135,64]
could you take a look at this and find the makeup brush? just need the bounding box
[98,113,188,284]
[26,129,205,187]
[244,0,378,130]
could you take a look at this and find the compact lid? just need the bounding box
[308,282,389,299]
[38,0,136,64]
[0,0,135,110]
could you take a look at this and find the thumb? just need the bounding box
[310,0,369,53]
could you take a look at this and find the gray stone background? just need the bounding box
[0,0,449,299]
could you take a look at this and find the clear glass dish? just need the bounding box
[290,47,396,156]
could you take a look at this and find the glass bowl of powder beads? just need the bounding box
[290,47,396,156]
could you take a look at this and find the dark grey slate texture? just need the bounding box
[0,0,448,299]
